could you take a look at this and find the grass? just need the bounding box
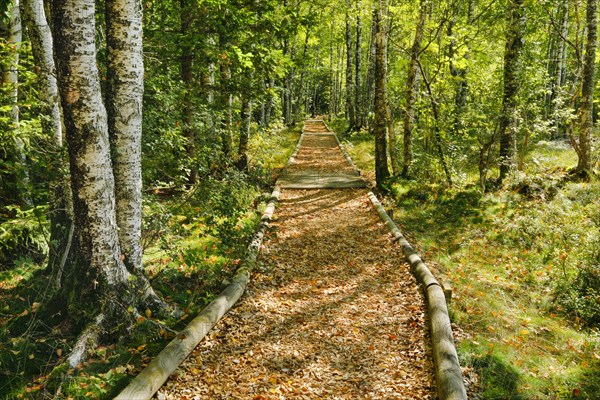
[337,122,600,399]
[0,122,301,399]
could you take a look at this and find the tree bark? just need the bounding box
[106,0,144,275]
[547,0,569,139]
[365,10,377,130]
[237,96,251,172]
[374,0,390,187]
[180,0,197,184]
[21,0,62,146]
[218,33,233,158]
[386,101,400,176]
[20,0,74,287]
[1,0,29,205]
[345,10,355,130]
[265,77,275,126]
[402,0,427,177]
[576,0,597,176]
[354,6,363,130]
[52,0,143,357]
[498,0,526,183]
[448,0,473,137]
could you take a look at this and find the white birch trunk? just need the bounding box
[1,0,29,203]
[1,0,21,124]
[21,0,72,288]
[52,0,131,292]
[106,0,144,274]
[21,0,62,146]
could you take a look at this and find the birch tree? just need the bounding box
[20,0,73,286]
[20,0,62,146]
[345,9,355,130]
[401,0,427,177]
[374,0,390,187]
[574,0,597,177]
[106,0,145,275]
[354,4,363,130]
[498,0,526,182]
[1,0,29,204]
[52,0,168,366]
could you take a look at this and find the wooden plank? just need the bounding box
[279,173,368,189]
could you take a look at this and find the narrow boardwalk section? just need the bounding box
[157,121,436,399]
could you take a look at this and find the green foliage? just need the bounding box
[471,354,524,400]
[191,171,259,249]
[0,206,48,269]
[553,263,600,329]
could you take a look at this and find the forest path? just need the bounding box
[156,120,436,399]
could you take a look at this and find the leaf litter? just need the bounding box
[156,121,436,399]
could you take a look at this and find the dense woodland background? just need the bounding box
[0,0,599,398]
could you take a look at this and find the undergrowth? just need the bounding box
[0,123,300,399]
[341,124,600,399]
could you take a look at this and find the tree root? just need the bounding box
[66,313,105,368]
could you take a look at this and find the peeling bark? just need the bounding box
[106,0,144,275]
[52,0,137,336]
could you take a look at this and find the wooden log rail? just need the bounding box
[115,187,281,400]
[368,192,467,400]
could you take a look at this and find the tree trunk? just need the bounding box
[21,0,73,287]
[237,96,251,172]
[265,77,275,126]
[106,0,144,275]
[386,101,400,176]
[180,0,197,184]
[374,0,390,187]
[498,0,526,183]
[420,63,453,186]
[345,10,355,130]
[52,0,137,340]
[218,34,233,158]
[547,0,569,139]
[448,0,473,137]
[402,0,427,177]
[575,0,597,176]
[1,0,29,205]
[365,10,377,130]
[354,7,363,130]
[21,0,62,146]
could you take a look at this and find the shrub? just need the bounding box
[553,264,600,329]
[0,206,48,269]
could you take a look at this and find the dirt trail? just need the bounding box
[156,121,436,399]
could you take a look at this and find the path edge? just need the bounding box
[114,200,285,399]
[367,192,468,400]
[321,119,362,176]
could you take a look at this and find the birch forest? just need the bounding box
[0,0,599,398]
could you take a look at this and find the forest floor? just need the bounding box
[156,120,437,399]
